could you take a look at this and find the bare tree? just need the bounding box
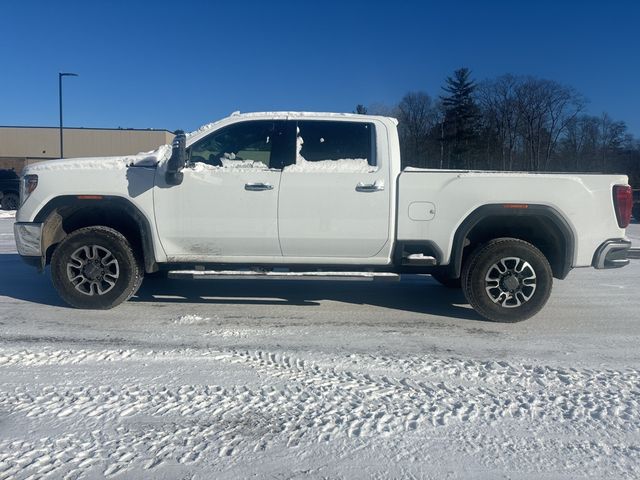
[396,91,439,168]
[599,113,627,170]
[541,81,585,170]
[511,77,584,171]
[562,115,600,170]
[478,75,521,170]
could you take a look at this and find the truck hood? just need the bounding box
[24,144,172,174]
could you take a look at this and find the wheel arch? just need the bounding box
[448,204,575,280]
[34,195,158,273]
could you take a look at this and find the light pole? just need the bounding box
[59,72,78,158]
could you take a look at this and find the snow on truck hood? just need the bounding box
[26,144,173,173]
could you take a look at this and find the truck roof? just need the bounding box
[187,111,398,140]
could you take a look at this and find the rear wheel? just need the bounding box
[461,238,552,322]
[51,226,142,309]
[1,192,19,210]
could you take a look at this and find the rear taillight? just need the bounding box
[613,184,632,228]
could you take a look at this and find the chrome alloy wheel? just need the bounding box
[484,256,537,308]
[66,245,120,296]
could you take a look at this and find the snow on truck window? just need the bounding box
[188,120,289,170]
[285,120,377,173]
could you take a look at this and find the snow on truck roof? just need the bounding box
[187,111,398,139]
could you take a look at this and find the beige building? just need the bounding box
[0,126,175,172]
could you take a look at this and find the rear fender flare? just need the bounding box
[448,204,575,279]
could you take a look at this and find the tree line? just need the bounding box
[356,68,640,186]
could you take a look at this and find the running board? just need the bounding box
[628,247,640,260]
[402,254,437,266]
[168,270,400,282]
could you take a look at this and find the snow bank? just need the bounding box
[173,314,211,325]
[27,145,172,172]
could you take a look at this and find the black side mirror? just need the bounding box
[166,130,187,185]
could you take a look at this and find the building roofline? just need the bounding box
[0,125,173,133]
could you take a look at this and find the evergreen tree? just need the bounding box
[440,68,480,168]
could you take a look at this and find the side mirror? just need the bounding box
[165,130,187,185]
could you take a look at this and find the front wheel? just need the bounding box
[461,238,552,322]
[51,226,142,309]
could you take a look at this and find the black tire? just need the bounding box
[431,271,462,289]
[51,226,143,309]
[1,192,19,210]
[461,238,552,323]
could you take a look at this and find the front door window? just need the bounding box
[189,120,294,170]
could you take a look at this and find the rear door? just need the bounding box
[278,120,391,259]
[154,120,294,259]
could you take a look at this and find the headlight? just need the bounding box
[21,174,38,206]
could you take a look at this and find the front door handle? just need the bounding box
[355,180,385,192]
[245,182,274,191]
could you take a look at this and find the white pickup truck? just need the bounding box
[14,112,633,322]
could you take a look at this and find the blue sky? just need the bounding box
[1,0,639,135]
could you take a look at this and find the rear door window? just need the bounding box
[290,120,376,171]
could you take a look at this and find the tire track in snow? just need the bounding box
[1,347,639,478]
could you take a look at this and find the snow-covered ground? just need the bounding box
[0,217,639,479]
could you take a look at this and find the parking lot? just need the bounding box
[1,214,639,479]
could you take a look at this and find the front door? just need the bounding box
[154,120,293,260]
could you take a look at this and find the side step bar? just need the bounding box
[168,270,400,282]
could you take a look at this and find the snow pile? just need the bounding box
[27,145,172,172]
[221,159,268,169]
[190,160,269,172]
[204,328,288,338]
[186,119,226,139]
[220,153,268,169]
[173,314,211,325]
[0,210,16,219]
[284,157,374,173]
[186,112,379,140]
[284,132,376,173]
[129,144,172,166]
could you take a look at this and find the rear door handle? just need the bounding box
[355,180,385,192]
[245,182,274,191]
